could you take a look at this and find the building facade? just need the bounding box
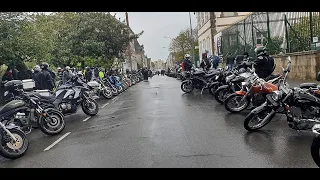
[196,12,251,60]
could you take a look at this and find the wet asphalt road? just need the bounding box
[0,75,318,168]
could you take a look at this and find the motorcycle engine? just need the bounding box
[287,106,320,130]
[193,78,205,89]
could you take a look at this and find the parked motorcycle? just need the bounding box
[223,65,282,113]
[180,68,221,94]
[102,77,119,96]
[87,78,113,99]
[44,76,99,116]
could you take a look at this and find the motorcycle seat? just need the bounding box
[193,71,205,75]
[31,92,56,103]
[300,83,317,89]
[265,74,281,81]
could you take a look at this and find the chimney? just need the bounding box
[125,12,129,27]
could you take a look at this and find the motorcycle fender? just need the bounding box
[182,80,192,84]
[5,123,20,130]
[251,102,268,114]
[235,90,247,96]
[42,108,64,118]
[216,85,229,92]
[209,82,219,88]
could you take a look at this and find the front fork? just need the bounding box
[0,122,17,142]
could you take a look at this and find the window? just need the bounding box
[256,31,268,45]
[203,39,206,53]
[199,41,202,54]
[221,12,238,17]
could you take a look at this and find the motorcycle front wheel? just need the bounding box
[39,109,65,136]
[181,81,194,93]
[243,108,275,131]
[214,87,230,104]
[102,88,113,99]
[311,135,320,168]
[82,98,99,116]
[224,94,250,113]
[0,128,29,159]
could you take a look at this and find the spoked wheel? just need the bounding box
[181,81,194,93]
[214,88,230,104]
[311,135,320,168]
[224,94,250,113]
[102,88,113,99]
[0,128,29,159]
[112,87,119,96]
[82,98,99,116]
[39,109,65,136]
[243,108,275,131]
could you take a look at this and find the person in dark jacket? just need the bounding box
[32,65,42,90]
[40,62,54,90]
[62,66,72,84]
[226,53,235,70]
[183,54,193,72]
[253,46,275,79]
[200,52,211,71]
[85,67,92,82]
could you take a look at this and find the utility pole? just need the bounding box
[189,12,196,66]
[125,12,133,71]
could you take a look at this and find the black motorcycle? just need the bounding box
[1,91,65,136]
[180,68,221,94]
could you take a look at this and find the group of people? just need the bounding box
[180,45,275,79]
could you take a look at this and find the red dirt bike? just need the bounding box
[224,67,281,113]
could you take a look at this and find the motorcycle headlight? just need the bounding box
[271,90,282,101]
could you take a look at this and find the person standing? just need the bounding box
[2,67,15,82]
[62,66,72,84]
[32,65,42,90]
[40,62,54,91]
[200,52,211,71]
[212,54,220,69]
[84,67,92,82]
[226,53,235,70]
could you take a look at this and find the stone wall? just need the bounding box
[273,51,320,80]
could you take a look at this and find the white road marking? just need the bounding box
[112,97,117,101]
[43,132,71,152]
[156,88,159,95]
[101,102,109,109]
[82,117,91,122]
[111,97,119,104]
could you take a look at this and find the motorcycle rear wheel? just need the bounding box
[214,88,230,104]
[0,128,29,159]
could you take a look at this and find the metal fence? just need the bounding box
[219,12,320,58]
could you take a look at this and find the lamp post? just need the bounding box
[188,12,196,66]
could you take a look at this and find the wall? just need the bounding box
[273,51,320,80]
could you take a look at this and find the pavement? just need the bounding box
[0,75,318,168]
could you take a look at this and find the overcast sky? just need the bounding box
[112,12,197,61]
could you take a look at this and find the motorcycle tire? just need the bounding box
[311,135,320,168]
[0,128,29,159]
[39,109,65,136]
[214,87,229,104]
[102,88,113,99]
[112,88,119,96]
[243,108,275,131]
[181,81,194,93]
[82,98,99,116]
[224,94,250,113]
